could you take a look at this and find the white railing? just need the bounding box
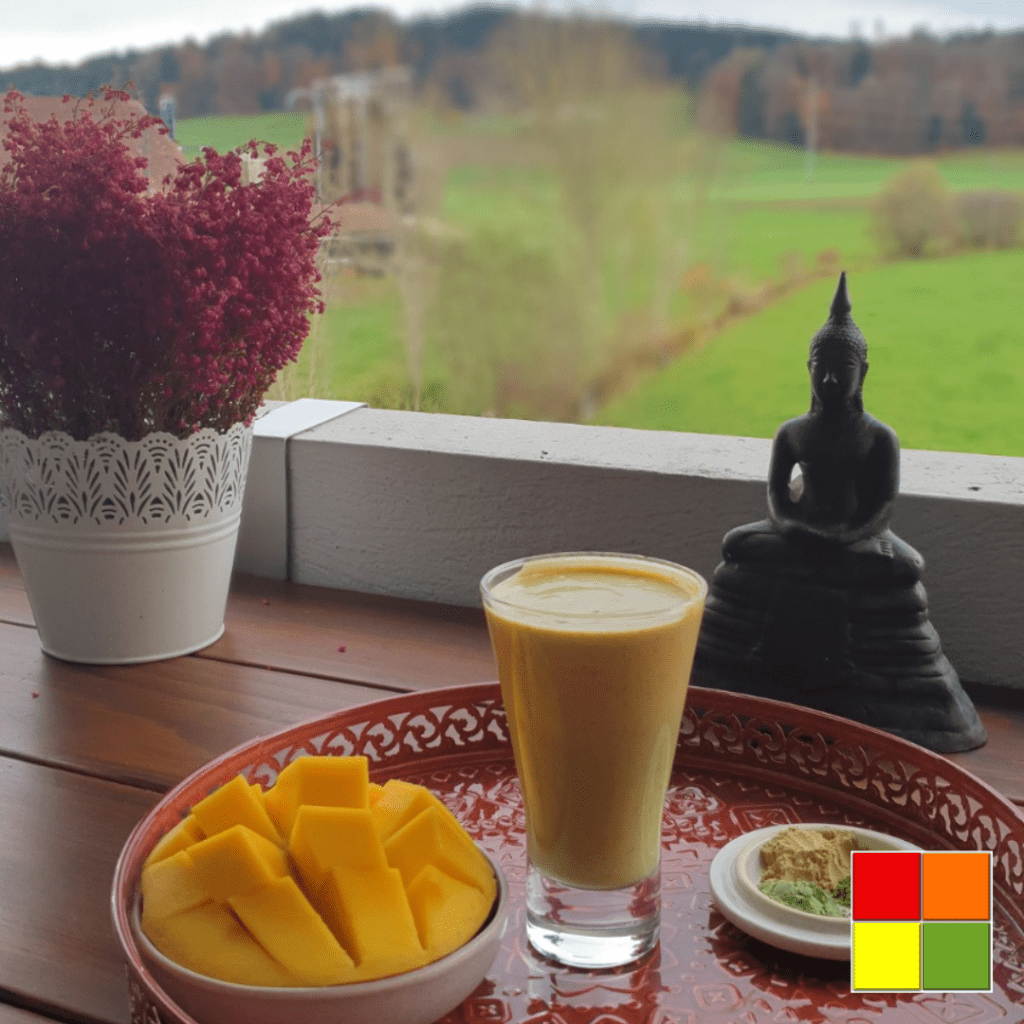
[5,398,1023,690]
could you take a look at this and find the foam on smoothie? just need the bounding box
[488,557,701,631]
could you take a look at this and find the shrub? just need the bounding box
[871,161,954,259]
[956,190,1024,250]
[428,229,588,421]
[0,87,330,440]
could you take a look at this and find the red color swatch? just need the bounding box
[852,851,921,920]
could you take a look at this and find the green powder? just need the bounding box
[832,874,851,908]
[759,877,850,917]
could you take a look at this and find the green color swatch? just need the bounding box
[922,922,991,991]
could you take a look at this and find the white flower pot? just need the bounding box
[0,422,253,664]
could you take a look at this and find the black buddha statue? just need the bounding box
[695,272,986,753]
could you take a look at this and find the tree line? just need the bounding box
[4,3,1023,153]
[699,31,1024,152]
[2,5,795,119]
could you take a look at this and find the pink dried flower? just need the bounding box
[0,86,333,440]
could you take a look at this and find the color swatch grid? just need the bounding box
[851,850,992,992]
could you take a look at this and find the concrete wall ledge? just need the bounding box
[236,403,1024,692]
[2,402,1017,690]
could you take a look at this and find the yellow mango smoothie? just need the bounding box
[482,554,706,891]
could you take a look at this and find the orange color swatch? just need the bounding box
[922,852,990,921]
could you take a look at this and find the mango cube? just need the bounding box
[406,864,495,961]
[320,865,427,980]
[289,806,387,893]
[229,876,355,987]
[385,805,496,898]
[138,756,498,990]
[264,755,369,841]
[146,814,205,866]
[188,825,291,902]
[145,901,292,987]
[191,774,282,847]
[140,849,208,925]
[370,779,446,842]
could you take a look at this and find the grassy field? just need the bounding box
[710,139,1024,200]
[177,112,1024,456]
[593,252,1024,456]
[174,112,310,159]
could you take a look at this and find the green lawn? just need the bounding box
[592,251,1024,457]
[709,139,1024,201]
[175,112,1024,456]
[173,112,310,159]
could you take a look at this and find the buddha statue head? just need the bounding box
[808,272,868,414]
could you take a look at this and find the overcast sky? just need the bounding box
[3,1,1022,72]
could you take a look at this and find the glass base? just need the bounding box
[525,860,660,969]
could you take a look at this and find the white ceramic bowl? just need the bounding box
[130,851,508,1024]
[709,823,922,959]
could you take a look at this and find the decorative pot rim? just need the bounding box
[0,421,253,530]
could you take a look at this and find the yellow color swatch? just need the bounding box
[852,922,921,991]
[922,852,990,920]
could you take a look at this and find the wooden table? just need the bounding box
[1,541,1021,1024]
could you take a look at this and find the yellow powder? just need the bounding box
[760,827,861,890]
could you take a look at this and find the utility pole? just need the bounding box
[805,77,818,183]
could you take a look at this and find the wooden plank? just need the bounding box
[0,545,32,627]
[0,545,498,691]
[0,621,400,792]
[0,756,158,1024]
[0,1006,63,1024]
[2,546,1023,805]
[199,570,497,692]
[947,689,1024,804]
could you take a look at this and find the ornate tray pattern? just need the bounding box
[113,684,1024,1024]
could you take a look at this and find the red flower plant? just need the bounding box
[0,86,333,440]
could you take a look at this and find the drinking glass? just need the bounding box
[481,552,707,969]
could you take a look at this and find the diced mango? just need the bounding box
[406,864,495,961]
[385,805,495,898]
[145,815,205,867]
[145,902,292,987]
[229,876,356,987]
[138,756,498,990]
[191,774,282,847]
[262,782,285,837]
[320,865,427,980]
[189,825,291,902]
[370,779,445,842]
[264,755,369,841]
[289,806,387,893]
[140,849,208,925]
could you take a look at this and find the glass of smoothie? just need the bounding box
[480,552,707,969]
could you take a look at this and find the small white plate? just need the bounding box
[708,823,923,960]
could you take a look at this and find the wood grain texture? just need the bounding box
[0,544,498,692]
[0,756,157,1024]
[199,570,497,692]
[947,695,1024,802]
[0,545,32,627]
[0,1006,63,1024]
[0,620,400,791]
[0,541,1021,801]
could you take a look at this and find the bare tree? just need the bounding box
[483,6,705,415]
[389,123,448,411]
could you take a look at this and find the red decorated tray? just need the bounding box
[112,683,1024,1024]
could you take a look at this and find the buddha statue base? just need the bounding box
[694,559,987,753]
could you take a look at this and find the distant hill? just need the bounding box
[0,4,798,116]
[4,4,1021,154]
